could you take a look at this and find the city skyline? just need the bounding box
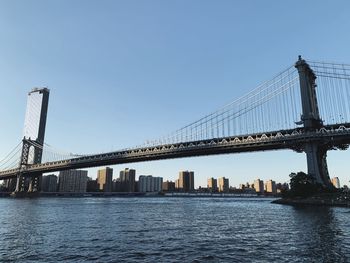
[1,1,350,188]
[49,166,298,190]
[9,166,292,194]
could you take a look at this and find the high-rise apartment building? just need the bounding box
[207,177,218,192]
[97,167,113,192]
[119,168,136,192]
[189,171,194,191]
[138,175,163,192]
[177,171,194,192]
[254,179,264,194]
[58,169,88,192]
[218,177,229,192]
[41,174,58,192]
[331,177,340,188]
[265,180,277,195]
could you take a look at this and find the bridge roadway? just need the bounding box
[1,123,350,179]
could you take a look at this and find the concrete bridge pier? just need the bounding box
[304,143,332,188]
[14,174,25,193]
[28,173,42,193]
[11,173,41,197]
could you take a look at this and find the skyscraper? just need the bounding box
[119,168,136,192]
[218,177,229,192]
[97,167,113,192]
[58,169,88,192]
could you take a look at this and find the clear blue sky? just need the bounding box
[1,0,350,187]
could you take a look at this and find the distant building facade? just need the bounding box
[254,179,264,194]
[218,177,229,192]
[2,178,17,192]
[87,178,98,192]
[175,179,180,189]
[265,180,277,195]
[97,167,113,192]
[162,181,175,192]
[58,169,88,192]
[41,174,58,192]
[331,177,340,188]
[177,171,194,192]
[207,177,218,192]
[138,175,163,192]
[119,168,136,192]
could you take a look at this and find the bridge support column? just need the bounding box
[28,173,42,193]
[304,143,332,188]
[14,174,25,192]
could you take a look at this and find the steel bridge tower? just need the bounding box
[295,56,332,187]
[14,88,50,195]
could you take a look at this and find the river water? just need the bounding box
[0,197,349,262]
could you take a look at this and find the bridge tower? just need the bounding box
[295,56,332,187]
[14,88,50,194]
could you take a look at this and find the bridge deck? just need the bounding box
[1,123,350,179]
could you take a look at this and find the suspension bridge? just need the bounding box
[1,56,350,194]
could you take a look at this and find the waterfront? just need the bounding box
[0,197,349,262]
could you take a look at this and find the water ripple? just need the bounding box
[0,197,349,262]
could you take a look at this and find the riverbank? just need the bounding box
[272,192,350,208]
[0,191,263,198]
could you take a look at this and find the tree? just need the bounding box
[287,172,323,198]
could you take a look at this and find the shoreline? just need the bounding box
[0,192,274,199]
[272,197,350,208]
